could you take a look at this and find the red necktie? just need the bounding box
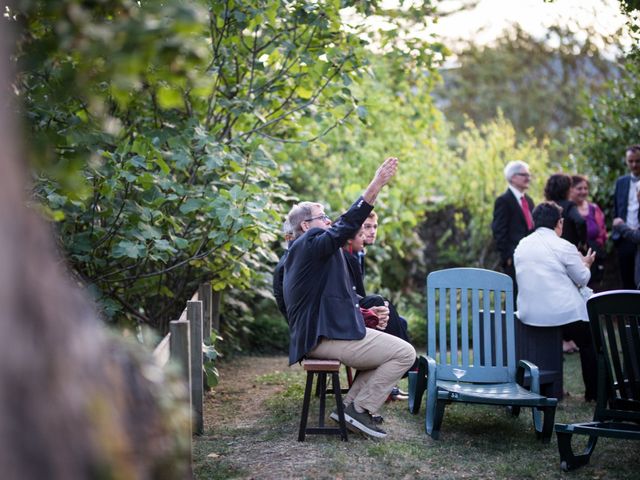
[520,196,533,230]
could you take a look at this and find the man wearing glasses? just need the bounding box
[491,160,535,287]
[283,157,415,439]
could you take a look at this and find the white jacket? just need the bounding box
[514,227,591,327]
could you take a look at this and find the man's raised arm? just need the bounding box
[362,157,398,206]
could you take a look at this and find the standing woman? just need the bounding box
[544,173,588,356]
[570,175,607,290]
[544,173,587,249]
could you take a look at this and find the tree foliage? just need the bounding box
[426,113,551,272]
[7,0,380,330]
[563,0,640,214]
[7,0,445,332]
[276,50,446,296]
[436,25,623,146]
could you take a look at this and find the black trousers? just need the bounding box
[563,321,598,402]
[616,238,637,289]
[502,260,519,307]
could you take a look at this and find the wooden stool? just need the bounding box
[315,363,354,396]
[298,359,348,442]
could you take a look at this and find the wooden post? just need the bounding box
[187,300,204,435]
[211,290,222,333]
[198,282,212,344]
[170,320,191,400]
[169,319,193,473]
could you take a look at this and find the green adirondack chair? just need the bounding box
[408,267,558,441]
[555,290,640,471]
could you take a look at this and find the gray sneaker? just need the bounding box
[330,406,386,433]
[337,404,387,438]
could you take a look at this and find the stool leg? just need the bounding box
[332,371,348,441]
[318,372,327,427]
[298,371,314,441]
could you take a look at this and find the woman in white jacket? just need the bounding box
[514,201,597,401]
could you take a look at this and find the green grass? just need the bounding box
[194,353,640,479]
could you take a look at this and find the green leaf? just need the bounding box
[157,86,183,109]
[155,155,171,175]
[113,240,146,259]
[179,198,204,214]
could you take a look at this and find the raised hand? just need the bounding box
[363,156,399,205]
[581,247,596,268]
[373,157,398,187]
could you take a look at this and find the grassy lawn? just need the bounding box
[194,353,640,479]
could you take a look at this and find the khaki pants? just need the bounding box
[308,328,415,415]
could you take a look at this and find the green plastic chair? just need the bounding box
[555,290,640,471]
[408,267,557,442]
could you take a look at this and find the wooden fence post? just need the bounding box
[198,282,212,344]
[211,290,222,333]
[187,300,204,435]
[170,320,192,403]
[169,319,193,473]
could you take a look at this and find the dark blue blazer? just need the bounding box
[613,175,634,241]
[614,175,632,219]
[284,197,373,365]
[272,250,289,322]
[343,250,366,297]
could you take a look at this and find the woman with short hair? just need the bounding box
[544,173,587,248]
[514,201,597,401]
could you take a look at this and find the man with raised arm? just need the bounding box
[283,157,416,438]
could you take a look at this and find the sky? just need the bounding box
[429,0,632,53]
[355,0,635,63]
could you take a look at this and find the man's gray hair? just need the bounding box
[504,160,529,182]
[286,201,323,240]
[282,219,293,236]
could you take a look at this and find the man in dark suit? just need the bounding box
[491,160,535,285]
[613,144,640,289]
[283,157,415,438]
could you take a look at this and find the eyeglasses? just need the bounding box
[304,214,330,223]
[514,172,531,178]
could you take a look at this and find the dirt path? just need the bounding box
[196,355,426,479]
[203,355,292,429]
[197,355,343,479]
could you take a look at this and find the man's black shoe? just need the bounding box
[331,404,387,438]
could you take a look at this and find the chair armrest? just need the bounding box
[425,355,437,391]
[517,359,540,394]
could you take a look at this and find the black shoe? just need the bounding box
[390,386,409,401]
[335,404,387,438]
[371,414,384,424]
[392,386,408,396]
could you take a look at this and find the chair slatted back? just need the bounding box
[426,268,516,384]
[587,291,640,414]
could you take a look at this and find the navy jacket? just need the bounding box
[272,250,289,322]
[343,250,366,297]
[614,175,632,220]
[613,175,638,242]
[491,189,535,263]
[284,197,373,365]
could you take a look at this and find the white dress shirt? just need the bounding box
[508,184,525,203]
[514,227,591,327]
[626,177,640,229]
